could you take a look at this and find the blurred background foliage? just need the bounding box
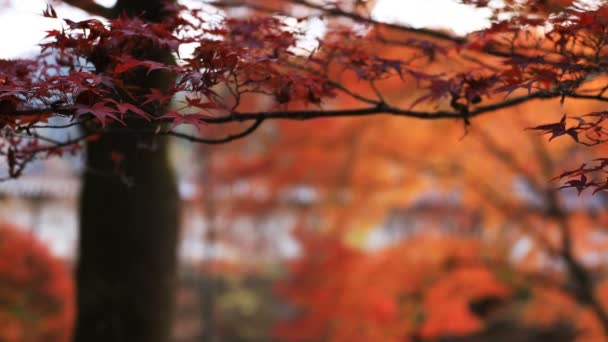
[3,0,608,341]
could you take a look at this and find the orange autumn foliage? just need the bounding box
[274,231,510,341]
[199,10,608,341]
[211,75,608,340]
[0,224,74,342]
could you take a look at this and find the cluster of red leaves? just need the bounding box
[0,224,74,342]
[2,0,608,188]
[457,1,608,194]
[0,3,409,175]
[546,157,608,195]
[528,111,608,193]
[274,230,510,341]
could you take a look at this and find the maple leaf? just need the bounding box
[72,102,123,127]
[111,58,149,75]
[527,114,579,142]
[158,110,210,130]
[42,4,57,19]
[16,114,51,127]
[141,88,173,106]
[116,102,150,121]
[559,175,595,195]
[552,163,588,181]
[181,96,221,111]
[63,18,106,32]
[105,99,151,121]
[112,56,171,76]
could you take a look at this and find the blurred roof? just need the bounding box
[0,157,81,199]
[0,176,80,198]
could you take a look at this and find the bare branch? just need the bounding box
[92,118,265,144]
[162,118,264,144]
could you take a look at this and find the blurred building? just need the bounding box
[0,152,290,341]
[0,158,80,259]
[367,191,483,250]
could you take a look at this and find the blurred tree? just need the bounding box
[0,224,73,342]
[274,231,513,341]
[219,104,608,340]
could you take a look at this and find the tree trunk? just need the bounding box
[74,1,179,341]
[76,134,179,342]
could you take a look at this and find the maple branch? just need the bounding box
[13,132,92,156]
[418,159,560,255]
[215,0,465,44]
[568,92,608,102]
[529,136,608,334]
[94,118,265,144]
[162,118,264,144]
[475,127,545,193]
[467,130,565,254]
[192,92,561,123]
[216,0,553,64]
[28,121,87,129]
[206,106,453,122]
[291,0,466,44]
[554,201,608,333]
[59,0,114,18]
[4,91,604,133]
[0,108,72,117]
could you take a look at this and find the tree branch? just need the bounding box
[529,135,608,335]
[161,118,264,144]
[215,0,466,44]
[91,118,265,144]
[59,0,114,18]
[0,90,593,132]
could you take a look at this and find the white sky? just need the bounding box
[0,0,491,59]
[0,0,90,58]
[373,0,491,35]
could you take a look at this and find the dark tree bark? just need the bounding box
[76,134,179,342]
[74,1,179,341]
